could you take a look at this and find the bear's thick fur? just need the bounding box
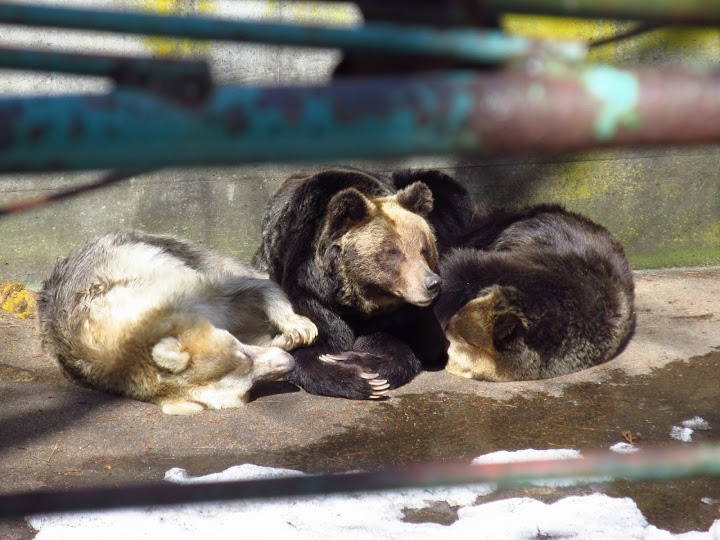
[253,168,469,399]
[38,230,317,414]
[435,203,636,381]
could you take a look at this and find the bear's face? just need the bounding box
[321,182,441,313]
[445,285,531,381]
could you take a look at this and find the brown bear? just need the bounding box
[253,168,470,399]
[38,230,318,414]
[434,203,636,381]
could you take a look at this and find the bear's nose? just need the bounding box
[424,275,441,295]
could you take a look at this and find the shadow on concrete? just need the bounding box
[0,385,121,451]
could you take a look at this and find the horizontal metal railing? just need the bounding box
[1,444,719,519]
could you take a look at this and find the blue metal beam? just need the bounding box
[0,3,586,65]
[2,66,720,174]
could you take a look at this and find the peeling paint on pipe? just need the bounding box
[1,66,720,173]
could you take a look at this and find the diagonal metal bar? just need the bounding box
[325,0,720,24]
[0,47,207,81]
[0,444,719,519]
[1,66,720,173]
[292,0,720,25]
[0,3,585,65]
[0,47,211,104]
[0,169,149,217]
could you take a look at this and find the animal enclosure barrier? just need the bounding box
[1,0,719,518]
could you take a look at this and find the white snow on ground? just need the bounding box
[671,426,695,442]
[671,417,711,442]
[471,448,582,464]
[28,449,720,540]
[682,417,711,431]
[610,442,640,454]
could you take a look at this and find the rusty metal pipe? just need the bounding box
[1,66,720,173]
[1,444,720,519]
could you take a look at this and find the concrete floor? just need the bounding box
[1,268,719,537]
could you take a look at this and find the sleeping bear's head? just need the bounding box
[320,182,441,314]
[442,284,532,382]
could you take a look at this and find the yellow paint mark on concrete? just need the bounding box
[0,281,36,319]
[502,15,621,63]
[140,0,216,57]
[502,15,720,66]
[545,159,613,202]
[268,1,358,26]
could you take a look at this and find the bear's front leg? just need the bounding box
[284,298,390,400]
[322,332,423,390]
[289,346,390,399]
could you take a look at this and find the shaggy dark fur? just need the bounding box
[391,168,474,255]
[253,168,467,399]
[435,204,636,381]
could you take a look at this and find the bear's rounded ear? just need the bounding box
[491,286,528,349]
[492,312,527,348]
[325,188,372,240]
[396,181,434,217]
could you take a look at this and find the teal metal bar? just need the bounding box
[0,47,208,81]
[0,3,586,65]
[2,66,720,173]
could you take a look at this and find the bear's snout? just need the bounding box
[424,274,442,296]
[249,346,295,382]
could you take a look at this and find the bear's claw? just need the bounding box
[272,315,319,351]
[302,351,394,400]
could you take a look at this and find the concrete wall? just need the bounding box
[1,3,719,288]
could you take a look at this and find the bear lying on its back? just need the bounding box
[38,230,317,414]
[435,204,636,381]
[254,168,470,399]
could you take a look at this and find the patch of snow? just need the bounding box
[682,417,711,431]
[28,450,720,540]
[471,448,582,464]
[610,442,639,454]
[670,426,694,442]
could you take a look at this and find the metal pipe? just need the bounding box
[1,444,719,519]
[0,3,585,65]
[0,47,207,81]
[0,48,211,104]
[286,0,720,25]
[0,169,149,217]
[1,65,720,173]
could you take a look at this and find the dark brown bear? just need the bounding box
[253,168,470,399]
[435,203,636,381]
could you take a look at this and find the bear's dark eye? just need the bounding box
[386,247,402,259]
